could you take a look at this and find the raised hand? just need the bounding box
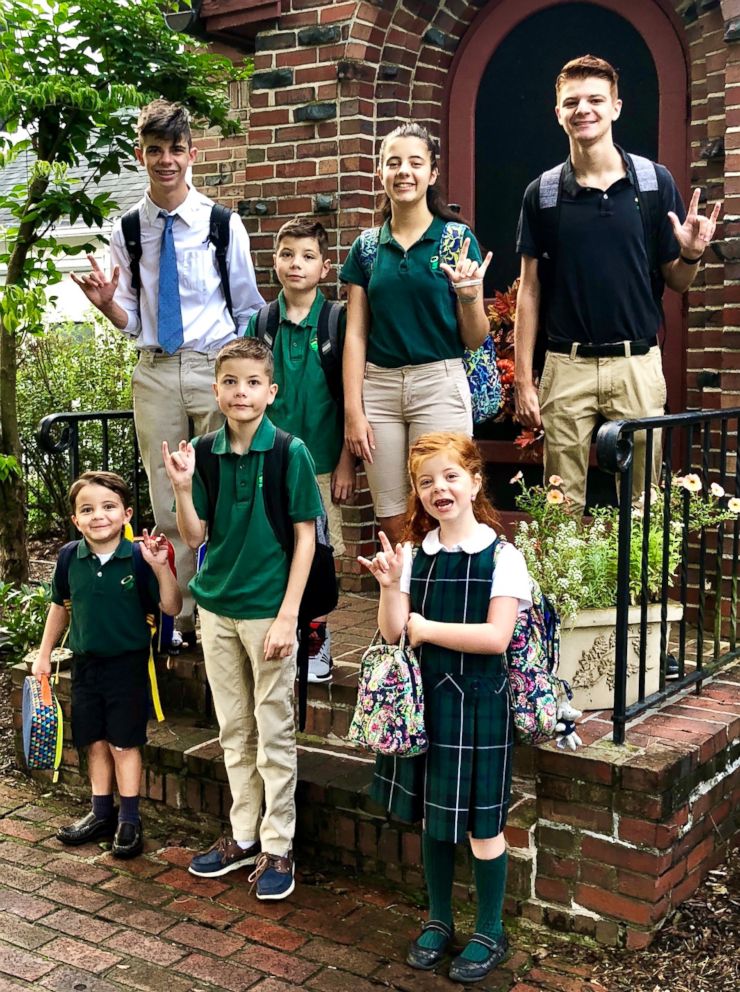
[668,188,721,260]
[162,440,195,489]
[440,237,493,301]
[139,529,171,568]
[70,254,120,309]
[357,530,405,587]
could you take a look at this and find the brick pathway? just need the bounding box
[0,776,608,992]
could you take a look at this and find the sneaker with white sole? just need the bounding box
[189,836,260,877]
[307,623,332,683]
[249,851,295,900]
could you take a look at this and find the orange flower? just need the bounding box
[546,489,565,505]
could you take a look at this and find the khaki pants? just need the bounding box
[539,346,666,515]
[317,473,345,557]
[132,351,223,630]
[199,608,297,854]
[362,358,473,518]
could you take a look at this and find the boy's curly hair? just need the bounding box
[69,471,131,513]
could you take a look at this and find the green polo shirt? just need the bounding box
[190,415,323,620]
[51,538,158,657]
[340,215,483,368]
[245,289,345,476]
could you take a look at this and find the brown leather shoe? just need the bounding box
[189,836,260,877]
[249,851,295,900]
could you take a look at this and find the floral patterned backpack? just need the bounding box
[348,631,429,757]
[493,538,572,744]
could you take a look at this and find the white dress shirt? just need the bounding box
[400,523,533,612]
[110,186,264,351]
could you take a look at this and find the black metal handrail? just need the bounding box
[36,410,145,534]
[597,407,740,743]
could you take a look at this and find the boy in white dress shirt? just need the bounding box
[72,100,264,648]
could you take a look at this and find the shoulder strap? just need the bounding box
[193,431,220,539]
[254,300,281,350]
[209,204,234,323]
[315,300,344,404]
[627,153,663,302]
[131,543,159,622]
[262,428,294,555]
[55,541,80,604]
[537,163,566,269]
[121,208,142,301]
[357,227,381,281]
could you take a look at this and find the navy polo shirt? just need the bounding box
[516,150,685,345]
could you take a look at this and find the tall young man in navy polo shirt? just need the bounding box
[514,55,720,513]
[72,101,264,649]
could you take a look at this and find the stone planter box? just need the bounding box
[559,603,683,711]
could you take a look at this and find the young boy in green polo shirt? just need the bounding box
[33,471,181,859]
[163,337,322,899]
[245,218,356,683]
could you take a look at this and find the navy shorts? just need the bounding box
[71,650,150,749]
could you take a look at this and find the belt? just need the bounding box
[547,337,658,358]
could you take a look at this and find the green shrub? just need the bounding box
[0,581,51,664]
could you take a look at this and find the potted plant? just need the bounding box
[510,474,739,709]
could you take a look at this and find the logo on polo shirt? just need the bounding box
[121,575,135,589]
[430,255,440,270]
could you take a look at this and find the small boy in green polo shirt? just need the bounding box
[245,218,356,683]
[33,471,181,859]
[163,336,322,899]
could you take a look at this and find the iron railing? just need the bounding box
[36,411,147,534]
[597,407,740,743]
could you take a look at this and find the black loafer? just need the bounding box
[448,932,509,984]
[111,819,143,859]
[57,810,118,846]
[406,920,454,971]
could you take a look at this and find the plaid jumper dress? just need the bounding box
[371,540,514,843]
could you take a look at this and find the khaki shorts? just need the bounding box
[317,473,346,557]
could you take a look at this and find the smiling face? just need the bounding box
[378,135,438,210]
[274,236,331,293]
[71,483,132,554]
[135,133,197,204]
[555,75,621,147]
[213,357,277,427]
[414,450,481,528]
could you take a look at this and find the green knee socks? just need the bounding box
[460,849,508,963]
[417,832,456,950]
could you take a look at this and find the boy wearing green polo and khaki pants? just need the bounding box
[163,337,322,900]
[246,218,355,683]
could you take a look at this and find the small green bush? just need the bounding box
[0,581,51,664]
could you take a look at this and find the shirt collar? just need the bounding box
[561,145,633,197]
[211,415,277,455]
[141,185,204,227]
[78,537,132,559]
[277,287,326,329]
[378,214,445,246]
[421,522,497,555]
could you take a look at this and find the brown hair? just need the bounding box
[69,471,131,514]
[215,337,274,380]
[378,122,468,225]
[136,99,192,148]
[276,218,329,259]
[403,432,500,544]
[556,55,619,100]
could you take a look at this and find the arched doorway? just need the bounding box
[445,0,690,504]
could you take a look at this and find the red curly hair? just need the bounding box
[402,432,501,545]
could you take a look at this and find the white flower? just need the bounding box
[548,474,563,486]
[710,482,725,498]
[680,473,702,493]
[728,497,740,514]
[509,470,523,484]
[70,398,81,410]
[546,489,565,505]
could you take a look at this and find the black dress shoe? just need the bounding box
[111,819,143,859]
[666,654,680,678]
[406,920,454,971]
[448,932,509,984]
[57,810,118,846]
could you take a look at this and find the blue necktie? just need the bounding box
[157,212,184,354]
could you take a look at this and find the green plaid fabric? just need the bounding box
[371,542,514,842]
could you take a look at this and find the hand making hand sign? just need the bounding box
[668,188,721,262]
[70,254,121,310]
[440,237,493,302]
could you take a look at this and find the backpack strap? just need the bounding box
[254,300,281,350]
[209,203,233,324]
[262,428,294,555]
[193,431,221,539]
[315,300,344,404]
[55,541,80,608]
[121,208,143,301]
[626,153,664,306]
[130,542,159,622]
[357,227,381,281]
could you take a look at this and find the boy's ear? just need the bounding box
[123,506,133,524]
[134,146,144,167]
[266,382,278,405]
[320,257,332,279]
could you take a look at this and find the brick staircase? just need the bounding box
[12,593,740,948]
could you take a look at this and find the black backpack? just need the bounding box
[120,203,234,324]
[194,427,339,729]
[254,298,344,405]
